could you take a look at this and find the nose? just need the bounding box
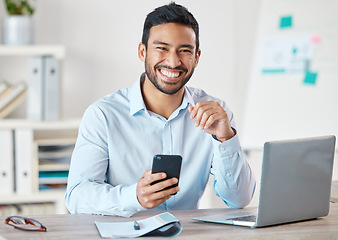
[166,50,181,68]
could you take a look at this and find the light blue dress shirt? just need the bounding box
[65,73,256,217]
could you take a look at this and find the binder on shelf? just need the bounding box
[0,129,14,195]
[0,82,27,119]
[27,57,44,121]
[27,56,60,121]
[14,129,35,194]
[0,81,8,92]
[44,56,60,121]
[0,81,11,98]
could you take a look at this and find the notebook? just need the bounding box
[193,135,336,228]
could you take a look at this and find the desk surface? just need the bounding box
[1,181,337,240]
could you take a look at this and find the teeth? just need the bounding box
[161,69,180,78]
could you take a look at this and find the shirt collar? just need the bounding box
[129,73,147,116]
[129,73,196,116]
[183,86,196,108]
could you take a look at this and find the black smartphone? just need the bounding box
[151,154,182,194]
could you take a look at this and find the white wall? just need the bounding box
[0,0,258,123]
[30,0,246,120]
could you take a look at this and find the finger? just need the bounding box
[142,194,173,209]
[150,177,178,193]
[204,113,219,129]
[149,185,180,201]
[137,178,180,209]
[142,169,152,178]
[189,102,206,119]
[198,109,218,129]
[138,179,179,209]
[138,170,152,189]
[139,172,166,188]
[147,172,167,185]
[194,104,214,127]
[188,106,194,116]
[204,109,227,129]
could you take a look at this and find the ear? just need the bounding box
[194,49,201,67]
[138,42,146,62]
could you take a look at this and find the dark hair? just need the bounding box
[141,2,199,54]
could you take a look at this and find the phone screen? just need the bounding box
[151,154,182,194]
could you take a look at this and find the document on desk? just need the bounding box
[95,212,182,238]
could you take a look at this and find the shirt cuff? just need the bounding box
[212,128,241,157]
[120,183,146,215]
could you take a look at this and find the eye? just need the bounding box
[180,49,193,54]
[156,46,167,51]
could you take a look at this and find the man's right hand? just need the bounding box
[136,169,180,209]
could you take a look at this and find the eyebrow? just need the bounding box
[153,41,195,50]
[153,40,170,46]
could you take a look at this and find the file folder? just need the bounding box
[27,57,44,121]
[27,56,60,121]
[15,129,34,194]
[0,129,14,195]
[44,57,60,121]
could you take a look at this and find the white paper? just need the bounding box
[95,212,181,238]
[259,35,315,74]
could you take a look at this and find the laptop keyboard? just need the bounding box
[228,215,257,222]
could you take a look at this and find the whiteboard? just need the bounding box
[242,0,338,149]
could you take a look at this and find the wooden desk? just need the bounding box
[1,182,337,240]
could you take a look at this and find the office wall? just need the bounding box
[242,0,338,150]
[0,0,258,125]
[28,0,256,121]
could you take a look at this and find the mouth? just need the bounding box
[160,69,181,78]
[156,66,187,83]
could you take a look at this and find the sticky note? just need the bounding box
[262,69,286,74]
[292,47,297,55]
[280,16,293,28]
[303,71,318,85]
[311,35,321,44]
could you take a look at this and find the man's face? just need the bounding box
[139,22,201,95]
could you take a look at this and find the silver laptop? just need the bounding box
[193,135,336,228]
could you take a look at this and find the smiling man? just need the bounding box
[65,2,256,217]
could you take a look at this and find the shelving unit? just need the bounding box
[0,45,65,58]
[0,119,80,215]
[0,44,65,120]
[0,191,67,215]
[36,137,75,192]
[0,45,78,215]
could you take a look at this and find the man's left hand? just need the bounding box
[188,101,235,142]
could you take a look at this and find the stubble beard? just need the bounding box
[144,58,194,95]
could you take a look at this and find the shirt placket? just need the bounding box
[162,120,177,210]
[162,120,172,155]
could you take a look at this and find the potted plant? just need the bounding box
[2,0,36,45]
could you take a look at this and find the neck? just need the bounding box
[141,78,184,119]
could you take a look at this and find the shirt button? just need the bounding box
[166,151,170,154]
[165,122,169,126]
[220,147,225,151]
[226,173,231,177]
